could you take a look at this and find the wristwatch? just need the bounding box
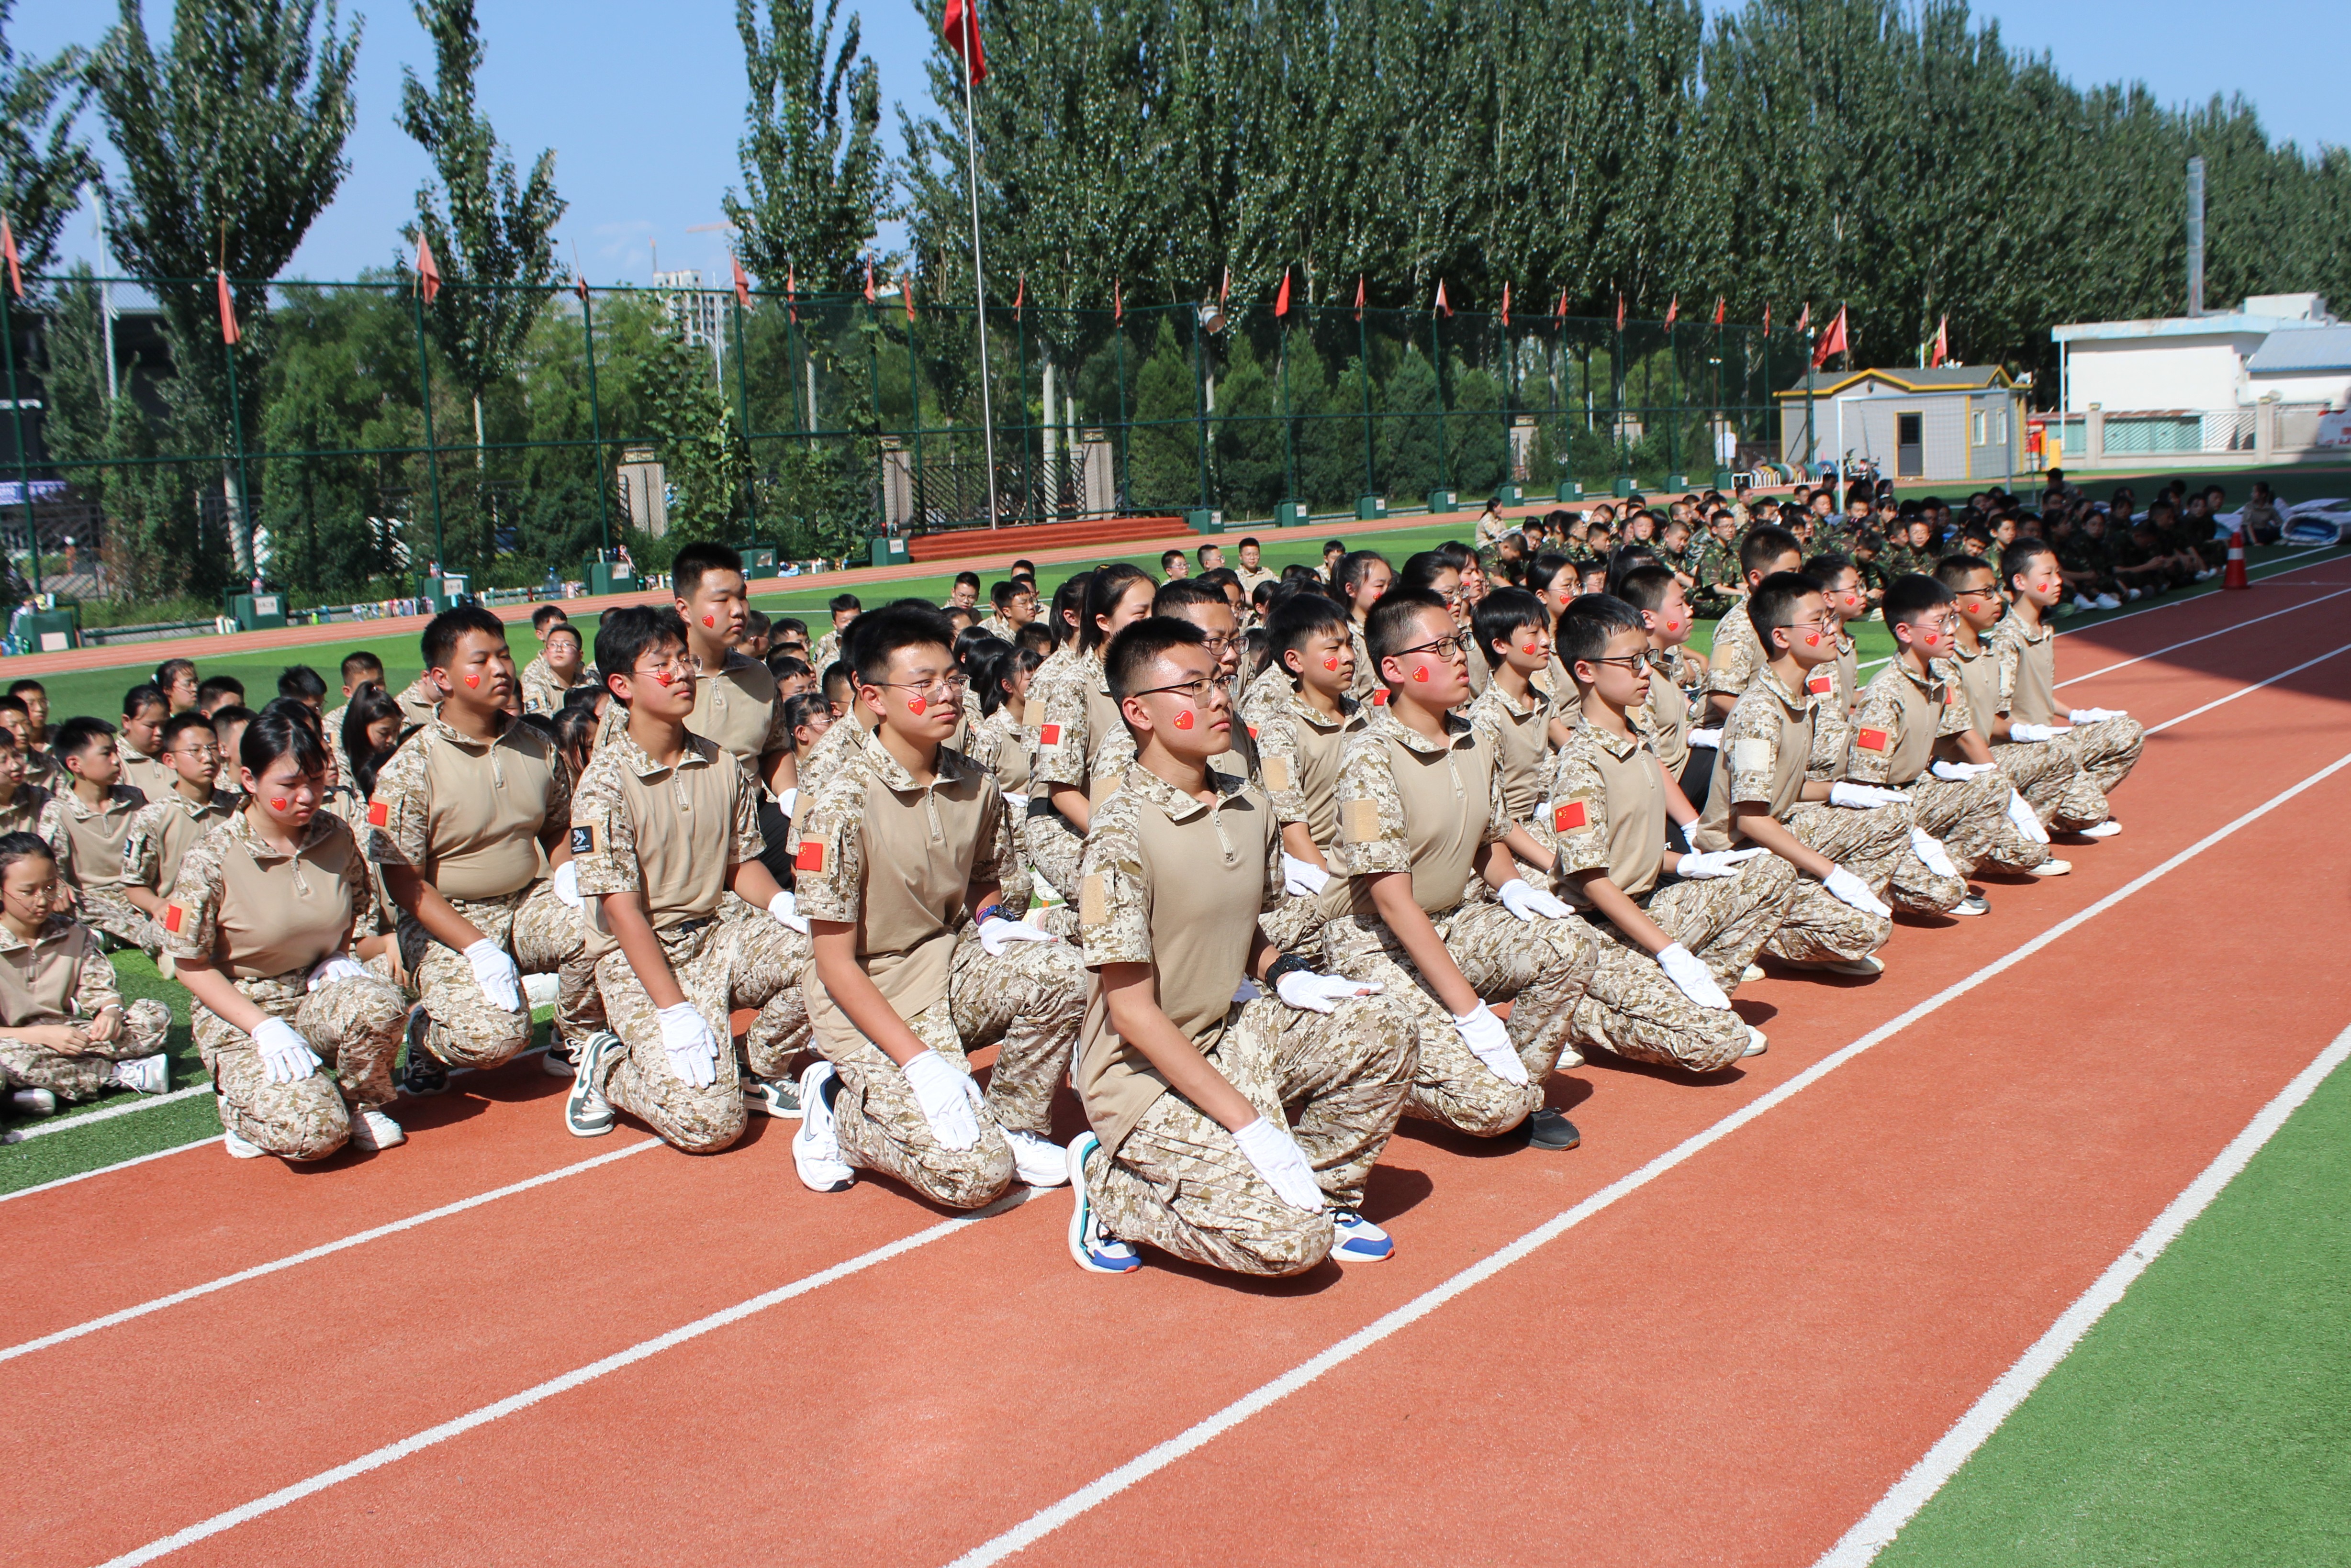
[1263,952,1313,989]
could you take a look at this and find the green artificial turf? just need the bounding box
[1875,1054,2351,1567]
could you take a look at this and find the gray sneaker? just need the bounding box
[564,1032,620,1137]
[743,1073,802,1119]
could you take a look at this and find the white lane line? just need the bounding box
[2143,642,2351,735]
[0,1139,661,1365]
[0,1136,221,1204]
[98,1187,1040,1568]
[2057,586,2351,688]
[1814,1017,2351,1567]
[941,747,2351,1568]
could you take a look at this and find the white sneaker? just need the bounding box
[10,1087,56,1115]
[1740,963,1766,983]
[791,1062,854,1192]
[349,1107,406,1151]
[2072,594,2096,612]
[222,1125,265,1159]
[1741,1026,1769,1057]
[2029,858,2073,877]
[1066,1133,1141,1274]
[2077,819,2122,838]
[113,1054,170,1095]
[2095,593,2121,609]
[1949,893,1991,917]
[1330,1208,1394,1262]
[1003,1125,1070,1188]
[1782,955,1884,977]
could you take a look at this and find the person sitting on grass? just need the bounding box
[0,832,174,1121]
[0,693,59,791]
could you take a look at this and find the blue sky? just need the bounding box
[21,0,2351,289]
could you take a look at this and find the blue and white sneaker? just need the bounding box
[563,1031,619,1138]
[1330,1208,1394,1263]
[791,1062,854,1193]
[1065,1132,1140,1274]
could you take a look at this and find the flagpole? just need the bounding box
[0,274,37,602]
[956,26,1000,530]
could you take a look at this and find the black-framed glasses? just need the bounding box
[1391,633,1469,662]
[1581,652,1648,674]
[1132,675,1227,706]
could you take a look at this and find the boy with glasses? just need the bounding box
[1702,527,1805,722]
[979,579,1038,642]
[119,712,240,958]
[1323,590,1597,1149]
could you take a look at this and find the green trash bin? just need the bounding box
[1612,477,1637,498]
[870,536,910,569]
[416,573,470,613]
[1355,495,1388,522]
[1494,484,1523,506]
[587,559,636,597]
[1425,488,1457,514]
[1556,480,1585,502]
[228,593,286,632]
[15,607,77,652]
[1713,469,1736,492]
[1184,508,1224,534]
[1273,500,1310,529]
[737,545,780,581]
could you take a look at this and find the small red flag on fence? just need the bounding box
[1553,287,1567,321]
[786,262,798,322]
[1812,304,1847,368]
[0,214,19,299]
[1713,296,1725,326]
[416,234,441,303]
[1763,303,1771,334]
[1796,302,1811,334]
[574,274,587,301]
[732,255,751,309]
[216,269,240,345]
[864,256,875,304]
[1274,268,1290,318]
[1500,282,1510,328]
[1013,272,1025,318]
[1664,295,1679,328]
[1353,276,1365,322]
[1219,266,1230,309]
[1434,278,1451,316]
[903,276,916,322]
[1930,315,1949,367]
[942,0,987,84]
[1113,278,1123,322]
[1615,293,1625,333]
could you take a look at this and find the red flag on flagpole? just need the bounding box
[941,0,988,84]
[1013,272,1025,319]
[863,256,875,304]
[1796,302,1811,334]
[1553,287,1567,321]
[1812,304,1847,368]
[1114,278,1123,323]
[216,270,240,346]
[903,277,916,322]
[574,274,588,302]
[785,262,798,322]
[1712,297,1725,327]
[1664,295,1679,328]
[1614,293,1625,333]
[1219,266,1230,308]
[731,255,751,310]
[415,234,442,304]
[1434,278,1450,316]
[1763,303,1772,334]
[1273,268,1291,318]
[1353,276,1365,322]
[0,214,20,300]
[1500,282,1510,329]
[1930,315,1949,368]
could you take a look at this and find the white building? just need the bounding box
[2051,294,2343,413]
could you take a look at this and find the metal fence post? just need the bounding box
[0,286,41,599]
[1429,304,1449,490]
[580,288,610,552]
[1015,304,1032,521]
[732,289,758,532]
[411,289,447,577]
[1114,311,1129,512]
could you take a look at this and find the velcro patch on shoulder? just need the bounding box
[794,839,828,875]
[1370,689,1390,706]
[1259,757,1293,792]
[1078,872,1108,927]
[1806,670,1835,695]
[366,800,390,828]
[1553,798,1590,833]
[163,902,187,935]
[1731,736,1774,775]
[1343,798,1382,843]
[570,823,598,856]
[1038,723,1064,746]
[1855,726,1891,753]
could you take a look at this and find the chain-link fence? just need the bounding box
[1,273,1795,618]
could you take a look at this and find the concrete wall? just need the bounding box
[2062,334,2262,412]
[2248,370,2351,406]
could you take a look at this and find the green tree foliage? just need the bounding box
[1212,334,1282,515]
[726,0,886,292]
[628,325,750,544]
[1126,319,1199,511]
[0,0,98,278]
[1379,346,1442,499]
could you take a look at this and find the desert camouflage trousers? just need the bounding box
[82,887,164,955]
[196,970,411,1160]
[1765,800,1906,963]
[400,880,593,1072]
[2061,714,2145,800]
[1019,806,1085,905]
[0,999,173,1100]
[1994,738,2108,831]
[1570,854,1798,1072]
[1914,770,2051,876]
[820,934,1084,1210]
[1081,990,1416,1276]
[1323,899,1596,1138]
[590,916,810,1154]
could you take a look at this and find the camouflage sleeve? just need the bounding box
[1704,617,1760,697]
[1030,669,1091,789]
[119,801,166,889]
[789,768,867,925]
[971,774,1012,890]
[729,756,764,863]
[543,741,573,833]
[1327,734,1411,876]
[1254,711,1310,825]
[365,733,433,867]
[1075,793,1152,969]
[1720,694,1786,807]
[1259,790,1284,915]
[33,795,75,886]
[567,755,640,898]
[1845,677,1907,784]
[74,931,125,1016]
[160,824,230,962]
[1092,712,1138,783]
[1931,665,1972,738]
[1545,746,1614,878]
[1807,679,1852,782]
[759,695,792,759]
[1481,744,1511,846]
[1988,623,2021,711]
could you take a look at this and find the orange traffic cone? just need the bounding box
[2222,524,2250,590]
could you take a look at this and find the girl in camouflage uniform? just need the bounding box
[0,832,174,1118]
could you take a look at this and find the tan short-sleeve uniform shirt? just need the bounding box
[1693,667,1816,854]
[366,714,570,902]
[1329,708,1507,918]
[569,727,763,960]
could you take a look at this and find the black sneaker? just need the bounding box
[398,1008,450,1097]
[1526,1107,1580,1150]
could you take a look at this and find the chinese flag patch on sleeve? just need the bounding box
[1806,670,1835,695]
[1553,799,1590,833]
[1038,723,1063,747]
[1371,689,1390,706]
[794,839,828,875]
[1856,726,1891,753]
[366,800,390,828]
[163,903,186,934]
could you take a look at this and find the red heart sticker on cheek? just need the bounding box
[1804,632,1822,646]
[464,673,481,689]
[654,671,677,687]
[907,695,927,716]
[1173,710,1194,730]
[1522,642,1541,654]
[1411,665,1430,683]
[702,612,716,628]
[269,797,289,811]
[1323,656,1340,672]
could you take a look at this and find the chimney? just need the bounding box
[2186,156,2206,317]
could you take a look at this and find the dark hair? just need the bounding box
[1197,566,1243,597]
[122,682,168,720]
[1748,571,1825,648]
[1161,548,1187,570]
[552,703,599,774]
[1080,562,1154,653]
[764,651,813,683]
[1395,551,1459,597]
[340,653,386,687]
[953,570,982,590]
[153,657,197,691]
[1334,549,1390,596]
[1472,587,1548,667]
[3,678,40,697]
[969,639,1042,718]
[1556,593,1648,669]
[1739,525,1803,580]
[1153,577,1229,617]
[1433,539,1477,572]
[209,704,255,733]
[1364,588,1451,671]
[1524,552,1576,596]
[52,715,115,761]
[774,615,808,640]
[1803,550,1854,585]
[1265,589,1350,674]
[241,700,330,781]
[1934,553,1999,592]
[1237,535,1260,549]
[2000,538,2058,592]
[820,660,853,700]
[989,579,1028,611]
[1105,616,1208,704]
[341,682,407,798]
[197,675,246,705]
[1047,573,1090,648]
[274,666,328,702]
[0,829,56,883]
[543,621,583,649]
[422,604,508,672]
[782,691,832,742]
[1613,563,1679,615]
[1882,573,1955,629]
[672,542,746,601]
[1014,622,1054,657]
[530,604,570,634]
[594,605,691,702]
[1603,544,1664,600]
[848,605,958,687]
[0,694,22,718]
[828,592,862,615]
[158,710,216,753]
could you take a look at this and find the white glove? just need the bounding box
[1275,968,1381,1013]
[775,787,799,819]
[1280,852,1332,897]
[306,955,368,992]
[1656,942,1731,1009]
[1830,781,1905,810]
[1001,790,1029,813]
[655,1002,720,1089]
[1909,826,1959,880]
[2005,787,2051,845]
[1676,846,1767,879]
[552,858,583,908]
[902,1048,981,1150]
[1687,727,1723,749]
[978,915,1056,955]
[768,890,809,934]
[1452,1001,1529,1084]
[2068,707,2124,724]
[1230,1115,1325,1212]
[462,939,523,1012]
[1497,878,1573,921]
[1929,760,1997,782]
[2007,723,2062,743]
[1823,864,1893,918]
[251,1017,322,1085]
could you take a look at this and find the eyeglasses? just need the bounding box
[873,673,969,702]
[169,743,222,761]
[1132,675,1228,707]
[1192,633,1240,654]
[1580,652,1649,674]
[1390,634,1470,662]
[631,652,694,678]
